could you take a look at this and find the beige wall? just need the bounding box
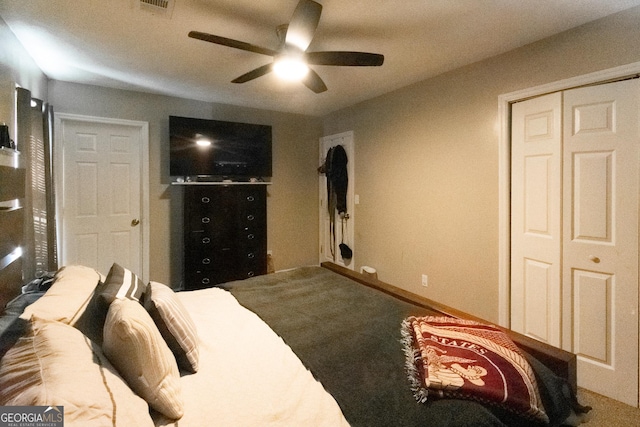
[5,7,640,320]
[322,6,640,322]
[48,81,322,287]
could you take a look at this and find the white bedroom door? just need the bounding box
[319,131,355,269]
[511,79,640,406]
[57,115,148,278]
[561,80,639,406]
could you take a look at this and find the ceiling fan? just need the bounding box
[188,0,384,93]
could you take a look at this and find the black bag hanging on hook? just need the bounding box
[339,243,352,259]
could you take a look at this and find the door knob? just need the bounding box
[131,219,140,227]
[589,255,600,263]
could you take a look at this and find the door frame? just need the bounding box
[497,60,640,329]
[318,131,355,269]
[54,113,150,280]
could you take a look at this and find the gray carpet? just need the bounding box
[577,388,639,426]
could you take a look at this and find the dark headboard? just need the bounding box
[0,148,26,313]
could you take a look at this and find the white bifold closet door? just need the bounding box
[511,79,639,406]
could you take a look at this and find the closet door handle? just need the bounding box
[589,255,600,263]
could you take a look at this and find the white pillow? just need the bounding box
[0,315,154,427]
[20,265,105,343]
[20,265,101,325]
[102,298,184,420]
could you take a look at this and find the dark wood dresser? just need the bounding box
[183,184,267,289]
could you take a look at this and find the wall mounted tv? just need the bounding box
[169,116,272,179]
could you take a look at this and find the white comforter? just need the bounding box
[153,288,350,427]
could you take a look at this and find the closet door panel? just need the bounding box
[562,79,639,406]
[510,92,562,347]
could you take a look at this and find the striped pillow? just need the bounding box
[100,263,147,304]
[103,298,184,420]
[144,282,199,373]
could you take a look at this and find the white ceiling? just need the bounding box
[2,0,640,116]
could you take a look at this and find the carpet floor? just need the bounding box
[576,388,639,426]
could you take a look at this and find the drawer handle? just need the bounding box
[247,271,255,277]
[202,217,210,224]
[202,237,210,244]
[201,197,210,203]
[247,234,255,240]
[246,196,255,202]
[247,214,255,221]
[247,252,255,259]
[202,258,211,265]
[202,278,210,285]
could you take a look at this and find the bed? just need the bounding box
[0,261,589,427]
[223,263,591,427]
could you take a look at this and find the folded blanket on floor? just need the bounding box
[402,316,548,424]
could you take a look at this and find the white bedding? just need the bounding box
[153,287,350,427]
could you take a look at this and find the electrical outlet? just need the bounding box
[421,274,428,287]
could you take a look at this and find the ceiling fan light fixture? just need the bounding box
[188,0,383,93]
[273,55,309,81]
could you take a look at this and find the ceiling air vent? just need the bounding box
[138,0,175,17]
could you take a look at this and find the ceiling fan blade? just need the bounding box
[189,31,278,57]
[285,0,322,51]
[306,51,384,66]
[302,68,327,93]
[231,63,274,84]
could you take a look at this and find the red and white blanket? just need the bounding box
[401,316,548,423]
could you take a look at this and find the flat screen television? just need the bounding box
[169,116,272,179]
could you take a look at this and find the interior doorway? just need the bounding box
[54,113,150,280]
[318,131,355,269]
